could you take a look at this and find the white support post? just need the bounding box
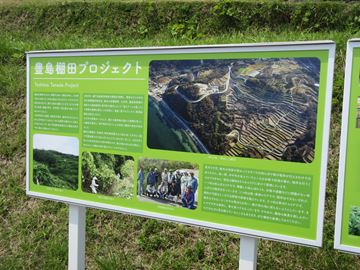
[239,236,258,270]
[68,204,86,270]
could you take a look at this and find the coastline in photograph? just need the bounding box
[138,158,199,209]
[349,206,360,236]
[33,134,79,190]
[81,152,134,198]
[148,58,320,163]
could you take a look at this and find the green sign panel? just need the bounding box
[335,39,360,253]
[26,42,335,246]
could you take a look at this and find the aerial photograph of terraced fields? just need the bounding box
[147,57,320,163]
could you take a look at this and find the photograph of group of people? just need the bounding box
[137,158,199,209]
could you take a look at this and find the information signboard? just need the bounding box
[335,39,360,253]
[26,41,335,246]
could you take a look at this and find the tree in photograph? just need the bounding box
[82,151,96,183]
[81,151,134,198]
[33,162,53,186]
[349,207,360,236]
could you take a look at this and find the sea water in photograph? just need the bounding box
[138,158,199,209]
[33,134,79,190]
[147,58,320,163]
[81,152,134,198]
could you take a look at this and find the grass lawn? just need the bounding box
[1,1,360,268]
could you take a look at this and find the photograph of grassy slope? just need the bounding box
[33,134,78,190]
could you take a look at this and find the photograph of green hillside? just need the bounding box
[33,134,79,190]
[82,152,134,199]
[148,58,320,163]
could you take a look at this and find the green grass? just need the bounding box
[1,1,360,269]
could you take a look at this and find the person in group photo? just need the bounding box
[189,172,198,193]
[167,180,180,203]
[172,170,182,199]
[146,168,157,197]
[161,168,169,183]
[189,171,199,202]
[137,166,144,196]
[181,171,191,195]
[154,167,160,186]
[182,185,195,209]
[157,173,169,199]
[167,169,174,190]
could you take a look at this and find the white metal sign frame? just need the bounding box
[26,41,335,248]
[335,39,360,254]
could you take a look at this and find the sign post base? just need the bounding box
[68,204,86,270]
[239,236,258,270]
